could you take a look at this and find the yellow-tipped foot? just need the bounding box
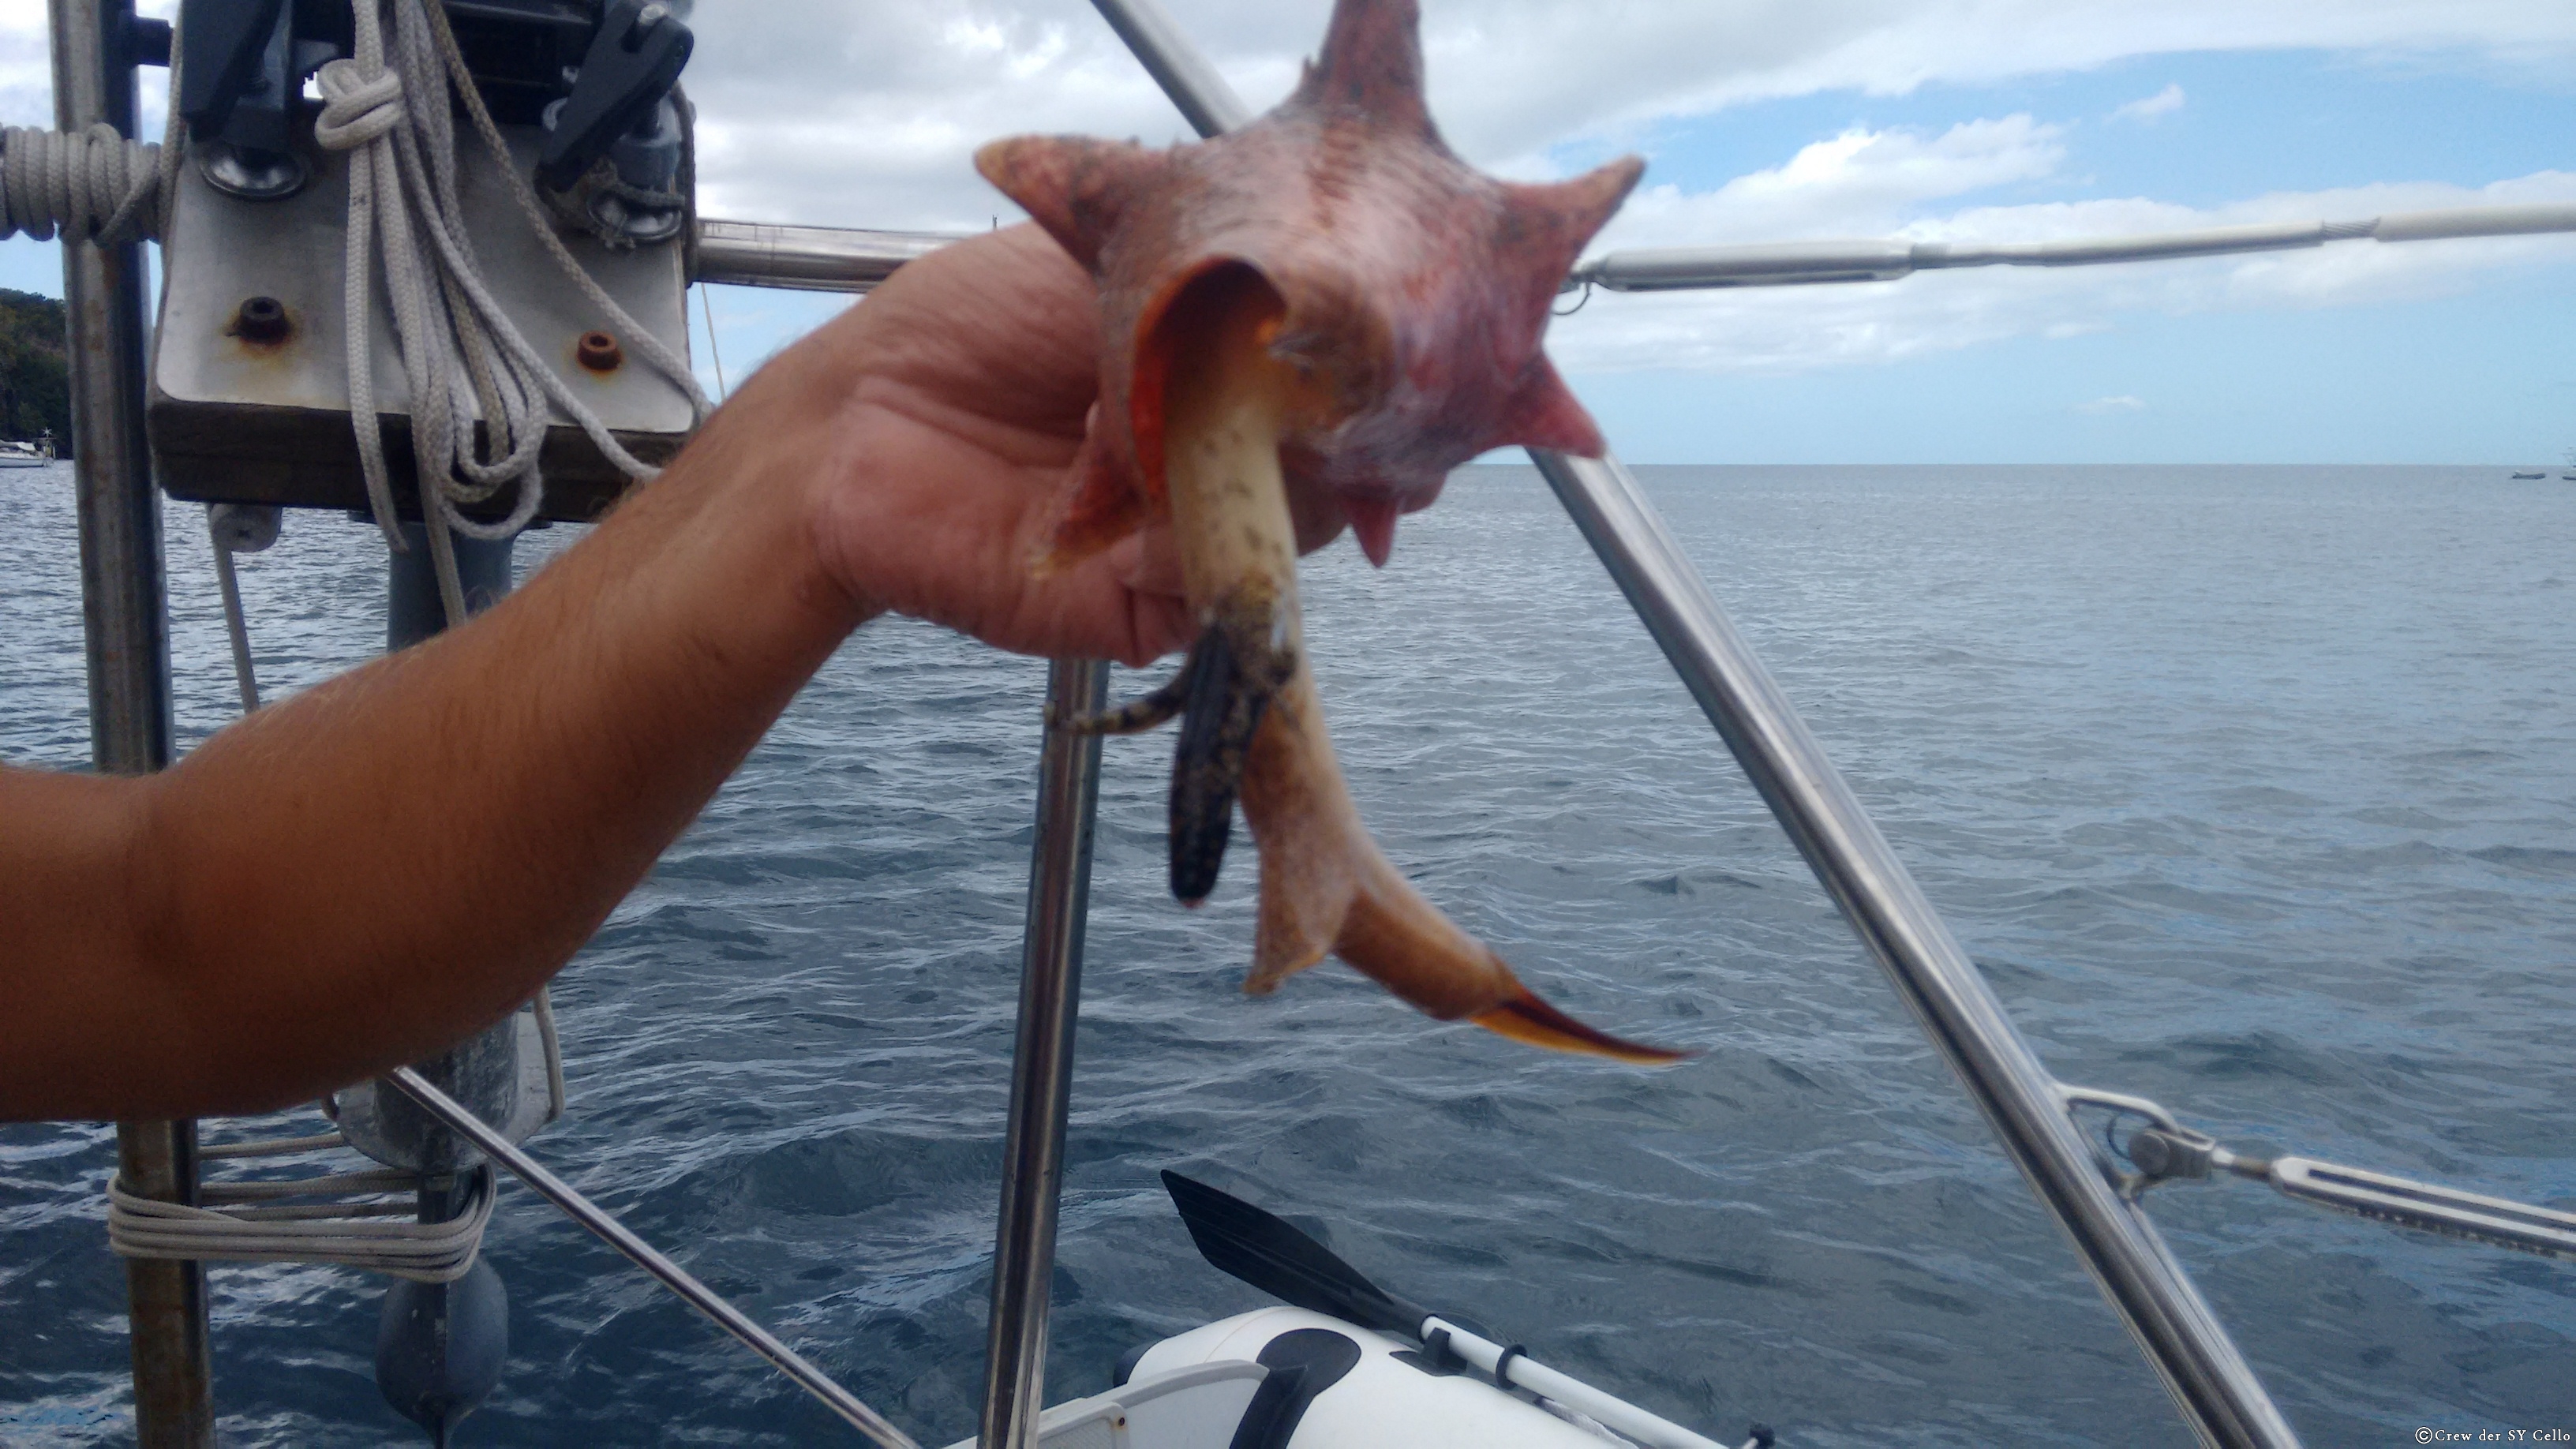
[1469,988,1691,1066]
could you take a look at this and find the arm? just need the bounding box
[0,226,1193,1121]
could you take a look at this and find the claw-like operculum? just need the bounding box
[1054,650,1197,738]
[1152,265,1687,1066]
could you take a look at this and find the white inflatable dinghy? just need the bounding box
[945,1306,1698,1449]
[938,1173,1771,1449]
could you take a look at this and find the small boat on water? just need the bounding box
[938,1173,1773,1449]
[0,433,53,469]
[2510,471,2544,479]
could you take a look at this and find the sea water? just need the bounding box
[2,462,2571,1447]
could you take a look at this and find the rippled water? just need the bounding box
[4,461,2573,1447]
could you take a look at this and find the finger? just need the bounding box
[1123,590,1196,666]
[992,560,1193,668]
[1107,525,1185,598]
[850,226,1103,436]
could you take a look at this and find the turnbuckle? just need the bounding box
[2057,1084,2576,1262]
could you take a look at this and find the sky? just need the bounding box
[0,0,2570,462]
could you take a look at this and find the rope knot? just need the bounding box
[314,60,405,151]
[0,122,163,245]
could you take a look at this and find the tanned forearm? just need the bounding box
[0,346,873,1121]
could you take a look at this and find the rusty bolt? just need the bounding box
[575,330,623,373]
[232,295,290,344]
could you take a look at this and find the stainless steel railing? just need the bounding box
[53,1,209,1443]
[384,1069,920,1449]
[978,661,1111,1449]
[971,17,1249,1443]
[694,219,962,293]
[1570,206,2576,292]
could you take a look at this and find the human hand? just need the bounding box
[728,224,1185,663]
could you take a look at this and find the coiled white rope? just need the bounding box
[104,1040,560,1279]
[1,2,183,249]
[111,1150,495,1283]
[317,0,708,625]
[5,4,706,627]
[0,122,166,245]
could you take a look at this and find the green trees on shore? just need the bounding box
[0,289,70,457]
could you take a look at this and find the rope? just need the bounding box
[0,124,163,245]
[1,6,184,246]
[421,0,708,427]
[698,284,728,401]
[110,1152,496,1283]
[533,985,567,1123]
[101,1029,567,1281]
[316,0,708,627]
[3,4,705,631]
[207,503,280,713]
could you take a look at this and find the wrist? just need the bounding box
[662,344,887,640]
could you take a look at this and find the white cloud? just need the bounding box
[73,0,2541,232]
[5,2,2573,217]
[2,1,2570,383]
[2076,395,2147,413]
[1604,116,2065,246]
[2110,81,2185,122]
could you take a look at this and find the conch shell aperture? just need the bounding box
[980,0,1684,1065]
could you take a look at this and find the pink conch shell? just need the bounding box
[978,0,1639,570]
[979,0,1681,1065]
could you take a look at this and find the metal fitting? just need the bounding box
[230,295,290,344]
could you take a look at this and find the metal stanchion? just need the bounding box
[53,0,214,1442]
[383,1068,919,1449]
[1530,449,2298,1449]
[976,660,1110,1449]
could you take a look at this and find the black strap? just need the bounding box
[1226,1329,1364,1449]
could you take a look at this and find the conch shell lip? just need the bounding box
[1131,256,1365,517]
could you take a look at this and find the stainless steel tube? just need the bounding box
[54,9,166,777]
[1530,449,2298,1448]
[978,660,1111,1449]
[1086,0,1251,137]
[1571,204,2576,293]
[55,1,212,1443]
[383,1069,919,1449]
[693,219,962,293]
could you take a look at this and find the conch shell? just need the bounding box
[979,0,1681,1064]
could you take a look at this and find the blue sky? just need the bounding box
[0,3,2567,463]
[1546,47,2576,462]
[1586,49,2576,206]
